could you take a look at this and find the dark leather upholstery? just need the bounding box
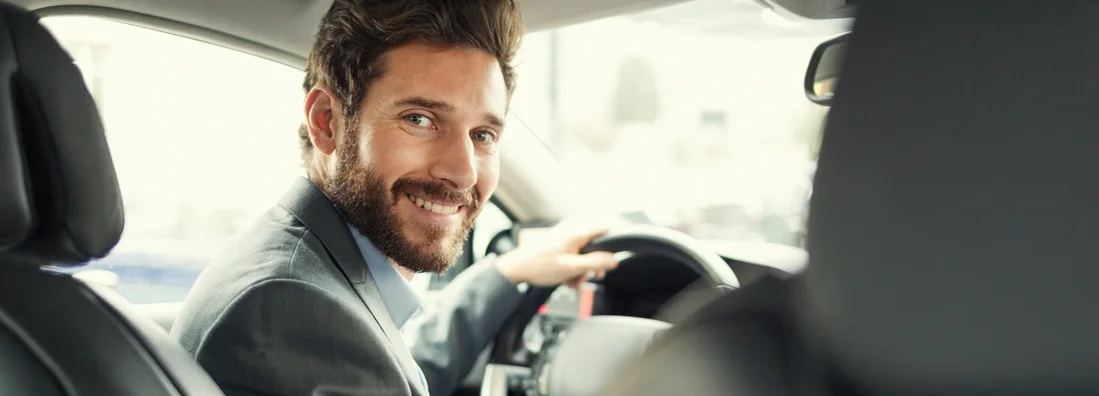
[0,3,223,395]
[0,3,122,266]
[0,4,33,251]
[604,1,1099,395]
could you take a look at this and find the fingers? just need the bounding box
[558,225,610,252]
[554,217,613,245]
[574,226,611,244]
[558,251,618,272]
[566,270,606,289]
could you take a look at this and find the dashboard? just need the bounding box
[509,254,735,396]
[464,225,797,395]
[540,282,601,319]
[521,284,597,350]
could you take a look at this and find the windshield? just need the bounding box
[509,0,843,249]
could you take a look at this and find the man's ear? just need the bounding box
[304,84,342,155]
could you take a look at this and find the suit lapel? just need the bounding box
[278,177,428,396]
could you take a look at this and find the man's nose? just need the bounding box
[428,132,477,190]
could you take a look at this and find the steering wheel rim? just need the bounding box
[489,224,740,366]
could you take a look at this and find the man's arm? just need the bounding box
[405,221,622,395]
[403,254,523,395]
[196,279,412,396]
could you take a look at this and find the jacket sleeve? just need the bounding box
[403,254,524,395]
[194,279,412,396]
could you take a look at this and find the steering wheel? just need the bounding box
[484,225,739,396]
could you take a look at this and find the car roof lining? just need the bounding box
[37,5,305,68]
[20,0,702,70]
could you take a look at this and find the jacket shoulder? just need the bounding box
[171,206,339,349]
[194,279,407,396]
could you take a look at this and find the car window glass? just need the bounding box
[42,16,306,304]
[473,202,513,260]
[508,1,842,251]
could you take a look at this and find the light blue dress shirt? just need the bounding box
[347,224,429,394]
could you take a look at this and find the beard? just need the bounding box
[324,129,482,274]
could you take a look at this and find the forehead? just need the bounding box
[371,42,508,116]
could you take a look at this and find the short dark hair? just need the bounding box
[298,0,524,165]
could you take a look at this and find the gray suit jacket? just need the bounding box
[171,177,523,396]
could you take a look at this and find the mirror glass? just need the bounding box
[806,34,848,104]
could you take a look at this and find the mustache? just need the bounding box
[391,178,478,206]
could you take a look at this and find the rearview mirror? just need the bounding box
[805,33,849,105]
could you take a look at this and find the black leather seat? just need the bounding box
[603,1,1099,395]
[0,3,224,395]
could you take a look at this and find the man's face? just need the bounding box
[325,42,507,274]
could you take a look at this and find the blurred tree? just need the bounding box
[611,55,661,125]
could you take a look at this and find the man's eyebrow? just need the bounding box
[393,96,454,112]
[484,113,505,129]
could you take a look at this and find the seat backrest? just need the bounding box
[603,2,1099,396]
[802,1,1099,394]
[0,3,223,395]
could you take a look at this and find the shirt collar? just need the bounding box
[346,223,423,329]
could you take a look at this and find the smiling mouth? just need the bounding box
[406,193,461,215]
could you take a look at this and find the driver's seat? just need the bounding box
[0,3,223,395]
[603,1,1099,395]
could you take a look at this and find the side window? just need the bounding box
[42,16,305,303]
[472,202,513,261]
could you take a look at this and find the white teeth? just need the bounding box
[408,194,459,215]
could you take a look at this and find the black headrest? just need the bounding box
[0,3,123,266]
[803,1,1099,395]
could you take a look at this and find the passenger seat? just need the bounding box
[0,3,224,395]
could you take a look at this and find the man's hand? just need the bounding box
[495,220,619,289]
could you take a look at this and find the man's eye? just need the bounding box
[404,114,433,128]
[472,130,497,143]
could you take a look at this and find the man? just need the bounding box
[170,1,618,395]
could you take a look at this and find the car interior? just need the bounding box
[0,3,224,394]
[6,0,1094,395]
[602,1,1099,395]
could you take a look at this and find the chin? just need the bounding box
[400,215,459,238]
[416,238,454,256]
[425,262,455,275]
[396,225,445,250]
